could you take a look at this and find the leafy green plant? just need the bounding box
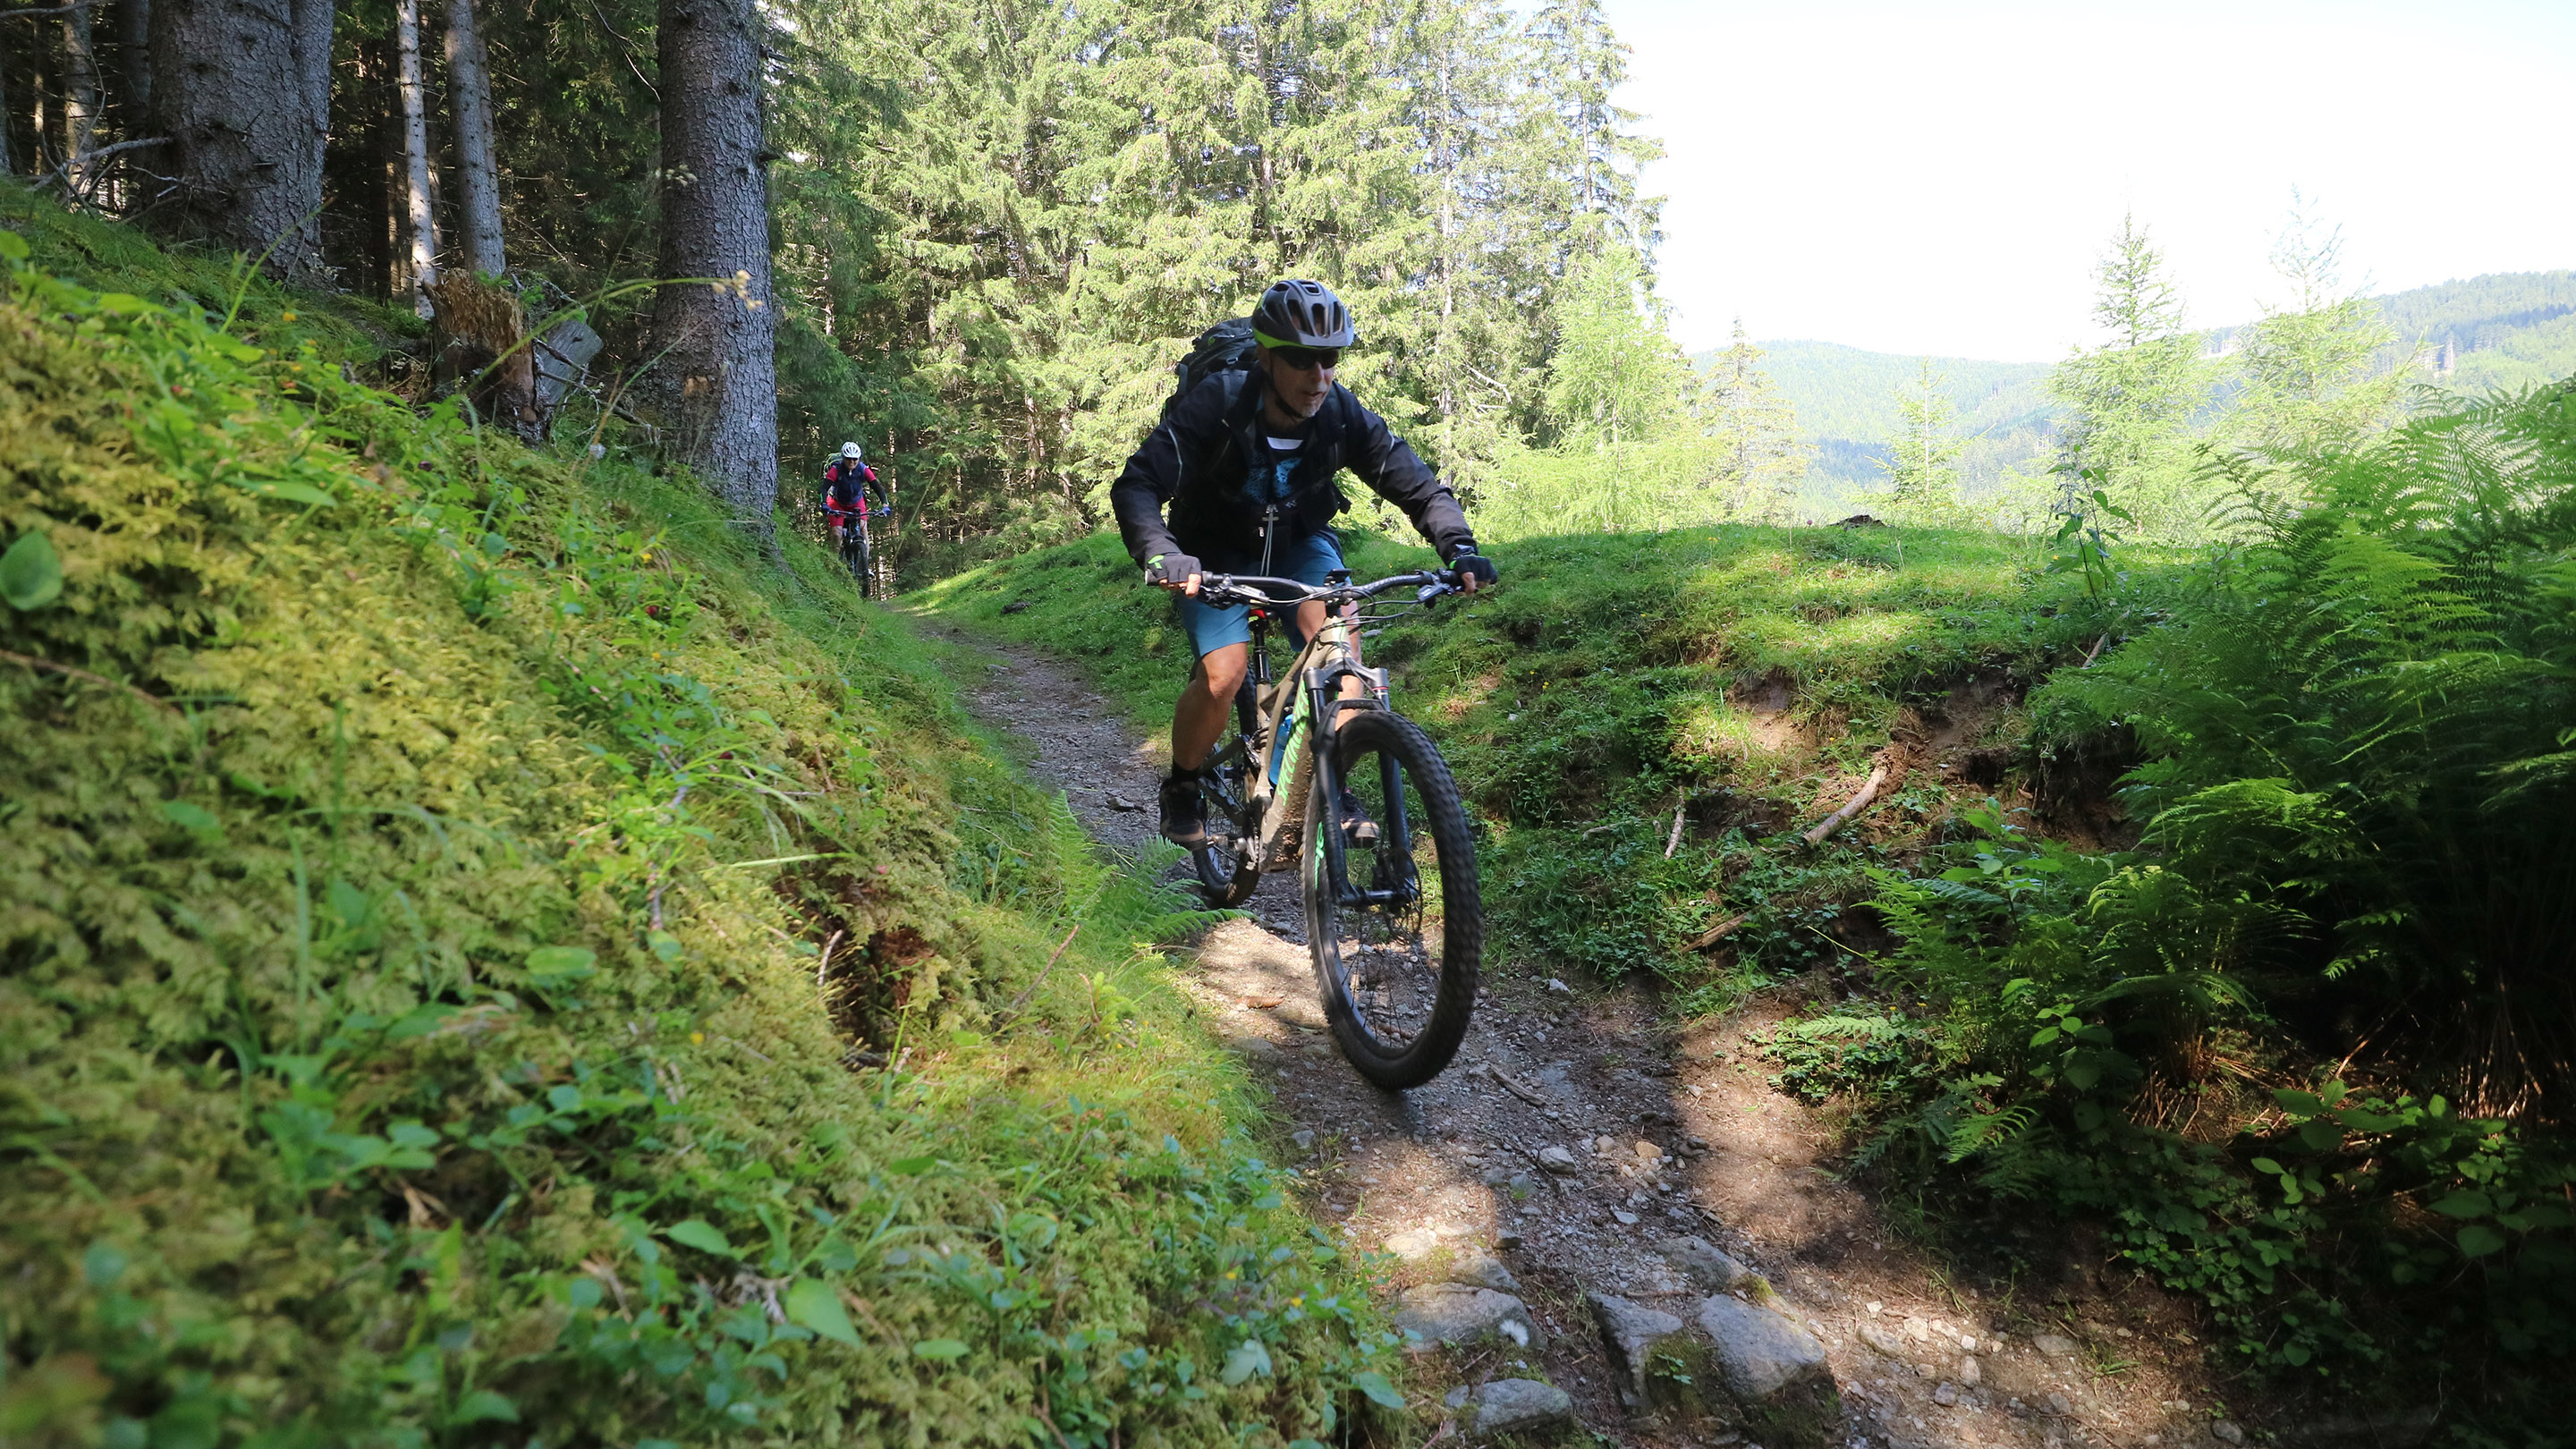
[2040,385,2576,1116]
[1755,1011,1940,1106]
[2045,484,2135,606]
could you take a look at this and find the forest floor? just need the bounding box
[920,617,2256,1449]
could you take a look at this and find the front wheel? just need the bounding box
[1304,709,1480,1089]
[845,534,872,597]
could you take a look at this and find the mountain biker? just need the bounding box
[1110,278,1498,847]
[821,442,892,592]
[821,442,890,541]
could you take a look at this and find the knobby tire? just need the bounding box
[1189,679,1262,907]
[1303,709,1479,1089]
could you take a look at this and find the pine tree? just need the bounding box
[445,0,506,277]
[1884,357,1967,511]
[2048,214,2211,537]
[1699,320,1806,521]
[2233,194,2406,453]
[1544,243,1685,450]
[394,0,439,315]
[653,0,780,550]
[148,0,337,277]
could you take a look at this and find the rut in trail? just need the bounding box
[932,622,2248,1449]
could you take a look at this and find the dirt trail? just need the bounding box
[930,623,2238,1449]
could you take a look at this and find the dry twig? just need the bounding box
[1685,912,1750,952]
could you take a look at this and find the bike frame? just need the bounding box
[1199,572,1436,894]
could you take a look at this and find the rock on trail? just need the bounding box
[932,620,2250,1449]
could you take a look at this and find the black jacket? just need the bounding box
[1110,369,1474,567]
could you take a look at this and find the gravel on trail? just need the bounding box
[929,621,2250,1449]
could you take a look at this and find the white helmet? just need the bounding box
[840,441,864,461]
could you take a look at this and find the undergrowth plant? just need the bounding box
[1758,386,2576,1430]
[0,221,1396,1445]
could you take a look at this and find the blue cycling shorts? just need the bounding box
[1178,530,1345,660]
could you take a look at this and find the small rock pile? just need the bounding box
[1589,1237,1842,1449]
[1386,1247,1576,1439]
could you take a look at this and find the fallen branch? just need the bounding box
[32,136,167,196]
[1664,794,1689,858]
[812,928,844,1001]
[0,648,182,716]
[1684,912,1749,953]
[1483,1062,1554,1108]
[1802,762,1891,846]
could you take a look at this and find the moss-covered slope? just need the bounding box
[0,207,1393,1445]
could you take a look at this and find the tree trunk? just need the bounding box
[114,0,150,120]
[394,0,436,312]
[150,0,336,279]
[652,0,777,554]
[0,30,15,175]
[64,6,102,165]
[443,0,502,276]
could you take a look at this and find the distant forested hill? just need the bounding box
[2209,269,2576,394]
[1727,270,2576,513]
[1724,343,2055,511]
[1754,343,2055,441]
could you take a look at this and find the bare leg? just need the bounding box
[1172,642,1249,771]
[1294,598,1369,719]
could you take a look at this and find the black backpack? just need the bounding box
[1160,318,1258,421]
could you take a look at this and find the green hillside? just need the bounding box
[1742,343,2054,512]
[1750,342,2055,444]
[1748,271,2576,511]
[2351,269,2571,393]
[0,206,1394,1445]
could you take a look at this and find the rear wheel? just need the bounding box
[1189,824,1259,907]
[1304,708,1480,1089]
[1189,681,1263,907]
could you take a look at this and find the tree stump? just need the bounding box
[426,274,542,440]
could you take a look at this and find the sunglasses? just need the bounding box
[1269,346,1342,373]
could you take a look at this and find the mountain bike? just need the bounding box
[1185,566,1483,1089]
[830,505,887,597]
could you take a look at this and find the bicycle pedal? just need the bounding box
[1346,820,1380,847]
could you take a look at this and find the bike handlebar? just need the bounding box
[1193,569,1462,611]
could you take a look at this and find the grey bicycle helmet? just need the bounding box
[1250,279,1358,350]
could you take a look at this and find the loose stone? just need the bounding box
[1589,1292,1690,1412]
[1657,1235,1756,1293]
[1464,1378,1575,1438]
[1392,1284,1546,1352]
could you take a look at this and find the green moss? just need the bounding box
[0,208,1394,1445]
[1640,1333,1721,1422]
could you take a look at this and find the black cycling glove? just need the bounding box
[1145,552,1202,587]
[1445,541,1497,587]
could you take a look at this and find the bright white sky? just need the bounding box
[1606,0,2576,361]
